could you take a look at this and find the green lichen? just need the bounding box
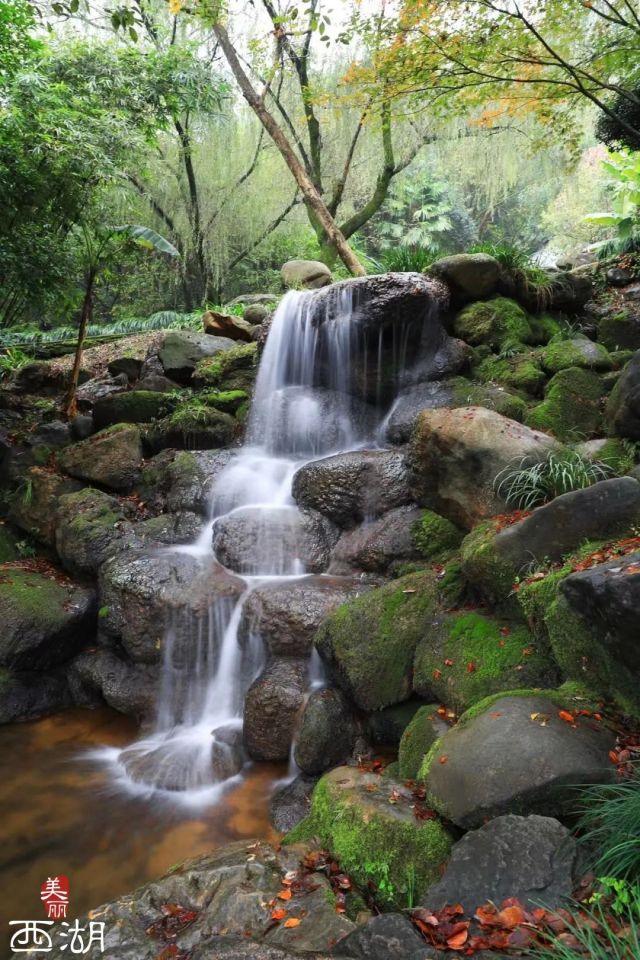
[542,340,612,374]
[529,314,561,344]
[450,377,527,422]
[398,705,442,779]
[474,352,547,396]
[413,611,555,712]
[195,342,257,389]
[525,367,606,441]
[411,510,463,561]
[610,349,636,371]
[453,297,534,351]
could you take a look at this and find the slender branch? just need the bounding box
[226,193,300,272]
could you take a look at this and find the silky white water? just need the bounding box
[105,286,425,804]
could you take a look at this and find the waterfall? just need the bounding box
[108,282,437,802]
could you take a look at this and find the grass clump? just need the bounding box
[495,450,614,510]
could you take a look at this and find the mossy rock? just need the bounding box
[474,352,547,397]
[57,423,144,493]
[54,487,132,576]
[413,610,557,713]
[315,571,440,712]
[525,367,606,441]
[541,338,613,374]
[0,524,19,562]
[398,705,445,780]
[453,297,534,351]
[199,389,249,415]
[593,437,638,473]
[194,342,257,390]
[610,349,636,371]
[92,390,178,430]
[450,377,527,422]
[411,510,463,561]
[529,313,561,344]
[460,520,519,608]
[598,310,640,352]
[148,402,237,452]
[284,766,452,909]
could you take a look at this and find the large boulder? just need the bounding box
[421,814,577,913]
[55,487,135,577]
[92,390,177,429]
[397,704,447,780]
[541,338,612,374]
[243,658,309,760]
[193,341,257,392]
[147,403,237,453]
[331,913,433,960]
[68,648,158,720]
[0,669,73,723]
[315,570,439,711]
[57,424,144,493]
[158,330,236,384]
[203,310,255,342]
[286,766,452,909]
[546,550,640,717]
[240,576,368,657]
[424,694,616,828]
[525,367,606,441]
[213,506,338,575]
[408,406,558,528]
[606,349,640,438]
[293,688,359,775]
[292,450,412,528]
[429,253,501,301]
[137,449,233,516]
[453,297,534,349]
[8,468,81,546]
[76,373,128,411]
[99,552,244,664]
[0,564,95,670]
[329,505,423,575]
[282,259,332,289]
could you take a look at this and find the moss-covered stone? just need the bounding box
[57,423,144,493]
[284,766,452,909]
[610,349,636,371]
[398,705,443,779]
[194,342,257,391]
[8,468,81,546]
[199,389,249,415]
[413,610,556,712]
[525,367,606,441]
[93,390,178,429]
[149,401,237,452]
[315,571,440,711]
[529,313,561,344]
[594,437,638,473]
[450,377,528,422]
[453,297,534,351]
[460,520,519,607]
[55,487,132,576]
[474,352,547,396]
[367,700,426,746]
[411,510,463,561]
[541,339,613,374]
[598,310,640,352]
[0,524,18,562]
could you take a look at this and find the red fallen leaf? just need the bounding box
[271,909,287,921]
[474,904,499,926]
[499,626,511,636]
[283,918,301,928]
[489,711,503,719]
[446,923,470,949]
[432,669,442,679]
[439,755,449,764]
[437,706,447,717]
[558,710,575,724]
[466,662,476,673]
[444,658,455,667]
[609,750,620,764]
[522,647,533,657]
[496,903,525,928]
[278,889,292,901]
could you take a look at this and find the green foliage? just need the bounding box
[495,451,614,510]
[0,312,201,349]
[531,899,640,960]
[379,245,442,273]
[586,150,640,258]
[576,771,640,883]
[0,348,31,377]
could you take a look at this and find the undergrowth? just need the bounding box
[495,451,614,510]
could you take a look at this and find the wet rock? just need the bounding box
[213,506,338,575]
[292,450,412,528]
[120,724,245,790]
[0,670,73,723]
[367,700,430,747]
[92,390,177,430]
[70,414,94,441]
[243,658,309,760]
[99,552,244,664]
[425,695,616,828]
[241,576,368,657]
[270,774,317,833]
[158,330,236,384]
[137,448,233,516]
[147,405,237,453]
[408,406,559,529]
[606,349,640,438]
[282,259,332,289]
[8,468,81,546]
[331,913,430,960]
[329,505,423,574]
[133,511,202,546]
[384,381,457,444]
[107,356,144,381]
[76,373,128,411]
[294,688,359,775]
[0,564,95,670]
[422,814,577,913]
[57,424,144,493]
[398,705,449,780]
[68,648,158,720]
[55,487,136,577]
[203,310,255,342]
[429,253,501,301]
[30,420,71,449]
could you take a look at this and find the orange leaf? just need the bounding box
[444,658,455,667]
[497,904,525,929]
[278,889,292,901]
[284,918,301,928]
[466,662,476,673]
[439,755,449,764]
[446,928,469,949]
[609,750,620,764]
[558,710,575,724]
[432,669,442,679]
[271,909,287,921]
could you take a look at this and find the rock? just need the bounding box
[474,351,547,397]
[294,688,359,775]
[398,705,448,780]
[68,648,158,720]
[422,815,576,913]
[292,450,412,528]
[606,349,640,438]
[243,658,309,760]
[368,700,430,747]
[429,253,501,301]
[70,414,94,440]
[606,267,632,287]
[134,511,202,546]
[598,308,640,351]
[57,424,144,493]
[546,550,640,717]
[241,576,368,657]
[37,840,355,960]
[30,420,71,449]
[213,506,339,575]
[424,694,616,828]
[315,570,439,711]
[55,487,135,576]
[194,342,257,392]
[0,564,95,670]
[137,449,233,516]
[107,356,144,381]
[120,724,245,791]
[546,270,593,313]
[92,390,177,429]
[413,610,558,713]
[383,382,460,445]
[203,310,255,342]
[408,406,558,529]
[411,509,464,561]
[332,913,431,960]
[525,367,606,441]
[137,372,181,392]
[243,304,269,325]
[8,468,81,545]
[542,338,613,374]
[286,766,452,908]
[0,669,73,723]
[76,373,128,411]
[0,524,18,562]
[99,552,244,664]
[158,330,236,383]
[329,505,423,574]
[13,360,68,392]
[227,293,279,307]
[270,775,317,833]
[281,259,332,289]
[147,403,237,453]
[453,297,534,349]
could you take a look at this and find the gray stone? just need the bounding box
[9,468,81,546]
[0,670,73,723]
[68,648,159,720]
[134,511,202,546]
[331,913,430,960]
[270,775,317,833]
[422,814,576,913]
[329,505,423,574]
[158,330,236,383]
[107,356,144,381]
[243,658,309,760]
[426,695,616,828]
[384,382,458,445]
[57,424,144,493]
[281,259,332,289]
[292,450,412,528]
[70,414,94,440]
[607,349,640,438]
[30,420,71,448]
[76,373,128,411]
[429,253,501,300]
[243,304,269,324]
[294,688,359,775]
[55,487,135,577]
[607,267,632,287]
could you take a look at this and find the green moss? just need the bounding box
[542,340,612,374]
[0,526,18,563]
[453,297,534,351]
[598,310,640,352]
[284,771,452,909]
[529,313,561,344]
[151,401,237,451]
[94,390,177,427]
[474,352,547,396]
[398,705,442,779]
[610,349,636,371]
[57,488,123,533]
[195,342,257,388]
[525,367,606,441]
[411,510,463,561]
[460,521,518,607]
[413,611,555,712]
[451,377,527,422]
[0,565,75,627]
[199,389,248,415]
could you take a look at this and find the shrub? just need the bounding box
[495,451,614,510]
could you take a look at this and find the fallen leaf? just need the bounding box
[559,710,575,724]
[284,918,301,928]
[432,669,442,679]
[466,662,476,673]
[277,890,292,901]
[439,755,449,765]
[271,909,287,921]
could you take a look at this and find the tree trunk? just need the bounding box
[213,24,366,278]
[64,268,95,420]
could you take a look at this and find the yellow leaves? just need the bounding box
[169,0,183,15]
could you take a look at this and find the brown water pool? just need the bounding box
[0,709,283,951]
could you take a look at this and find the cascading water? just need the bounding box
[106,280,441,803]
